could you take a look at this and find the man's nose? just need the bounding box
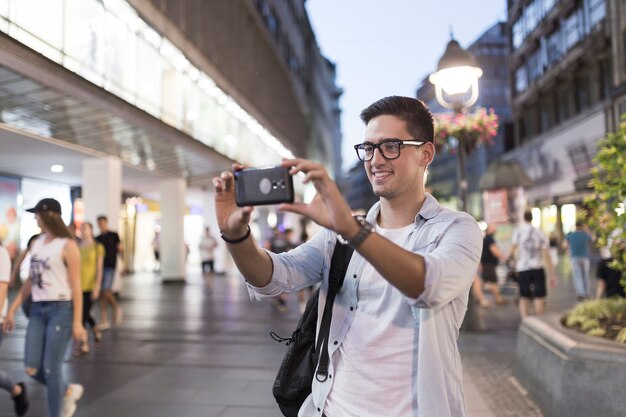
[370,146,386,164]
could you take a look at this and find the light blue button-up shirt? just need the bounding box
[247,194,482,417]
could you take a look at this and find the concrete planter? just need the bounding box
[514,314,626,417]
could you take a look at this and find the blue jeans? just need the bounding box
[570,256,590,297]
[25,301,73,417]
[101,267,115,291]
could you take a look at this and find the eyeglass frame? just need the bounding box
[353,138,426,162]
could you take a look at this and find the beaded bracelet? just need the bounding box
[220,225,251,244]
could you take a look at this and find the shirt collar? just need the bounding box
[416,193,440,221]
[365,193,441,224]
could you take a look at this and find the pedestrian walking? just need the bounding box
[474,224,507,307]
[152,229,160,272]
[2,198,85,417]
[213,96,482,416]
[510,211,557,318]
[595,228,625,298]
[95,215,123,329]
[76,222,104,355]
[563,220,594,300]
[199,227,217,274]
[0,238,29,416]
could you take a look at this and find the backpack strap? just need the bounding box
[315,240,353,382]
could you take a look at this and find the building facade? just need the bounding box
[0,0,341,279]
[506,0,623,236]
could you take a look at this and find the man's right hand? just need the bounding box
[213,164,254,239]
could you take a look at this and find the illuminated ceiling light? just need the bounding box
[50,164,64,173]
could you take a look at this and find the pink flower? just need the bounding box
[433,107,499,154]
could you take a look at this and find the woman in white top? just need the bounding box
[3,198,85,417]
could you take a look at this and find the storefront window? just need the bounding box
[515,66,528,94]
[10,0,63,50]
[524,1,540,34]
[181,73,199,135]
[527,50,542,84]
[545,30,561,67]
[531,207,542,228]
[194,93,216,147]
[161,69,182,127]
[563,10,582,50]
[588,0,605,28]
[541,205,557,233]
[0,0,8,32]
[64,0,105,79]
[543,0,556,14]
[561,204,576,234]
[134,36,164,117]
[0,175,19,259]
[512,18,524,49]
[103,13,137,103]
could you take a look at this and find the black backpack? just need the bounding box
[270,241,353,417]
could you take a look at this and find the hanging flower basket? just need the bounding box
[434,107,499,154]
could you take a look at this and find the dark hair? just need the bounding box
[27,233,40,248]
[38,211,72,238]
[97,215,108,222]
[575,220,583,228]
[360,96,435,142]
[524,211,533,222]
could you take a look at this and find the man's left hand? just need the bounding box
[277,158,357,237]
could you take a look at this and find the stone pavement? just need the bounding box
[0,255,587,416]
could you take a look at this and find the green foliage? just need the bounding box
[587,328,606,337]
[582,117,626,292]
[580,318,600,332]
[563,298,626,343]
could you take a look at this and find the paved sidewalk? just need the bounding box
[458,254,592,417]
[0,255,585,416]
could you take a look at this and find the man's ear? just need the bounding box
[419,142,435,166]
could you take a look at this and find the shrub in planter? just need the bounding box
[562,298,626,343]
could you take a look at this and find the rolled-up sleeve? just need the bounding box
[411,214,482,308]
[246,230,329,301]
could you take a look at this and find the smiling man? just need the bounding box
[213,96,482,417]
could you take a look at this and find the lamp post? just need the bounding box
[429,38,483,213]
[430,38,483,331]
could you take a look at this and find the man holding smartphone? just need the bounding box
[213,96,482,417]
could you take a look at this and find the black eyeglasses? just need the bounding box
[354,138,425,162]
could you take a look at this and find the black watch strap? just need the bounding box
[347,217,373,249]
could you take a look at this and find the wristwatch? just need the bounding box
[346,216,374,249]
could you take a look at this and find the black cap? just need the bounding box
[26,198,62,214]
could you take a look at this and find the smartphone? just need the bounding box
[235,166,295,207]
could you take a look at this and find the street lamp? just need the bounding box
[429,38,483,213]
[430,38,483,331]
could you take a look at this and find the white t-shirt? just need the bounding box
[199,235,217,261]
[325,223,415,417]
[0,245,10,322]
[512,223,548,272]
[29,236,71,302]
